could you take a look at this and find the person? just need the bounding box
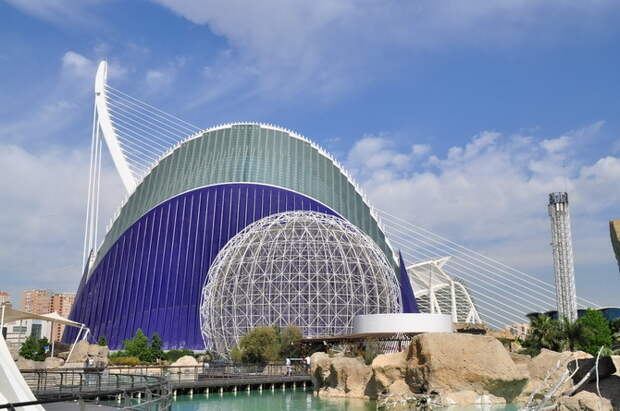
[305,356,311,372]
[285,358,292,376]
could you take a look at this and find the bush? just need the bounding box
[115,329,166,364]
[109,356,143,366]
[19,336,49,361]
[232,325,304,364]
[97,336,107,346]
[575,309,613,355]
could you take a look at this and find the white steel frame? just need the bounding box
[200,211,402,355]
[406,257,481,324]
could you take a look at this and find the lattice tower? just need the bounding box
[548,192,578,322]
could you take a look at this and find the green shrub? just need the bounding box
[19,336,49,361]
[575,309,613,355]
[232,325,304,364]
[97,336,107,346]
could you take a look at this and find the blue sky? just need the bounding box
[1,0,619,308]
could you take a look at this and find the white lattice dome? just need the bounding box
[200,211,402,354]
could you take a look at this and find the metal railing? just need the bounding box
[104,362,310,384]
[1,369,172,410]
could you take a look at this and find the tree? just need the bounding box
[232,325,304,363]
[574,309,613,355]
[559,318,587,352]
[521,315,562,355]
[123,329,151,361]
[278,325,303,359]
[236,326,281,363]
[19,336,49,361]
[150,333,164,361]
[97,336,107,346]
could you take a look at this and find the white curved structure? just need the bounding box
[352,313,453,334]
[407,257,481,324]
[200,211,402,354]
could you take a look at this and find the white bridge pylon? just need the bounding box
[83,61,201,268]
[95,61,136,193]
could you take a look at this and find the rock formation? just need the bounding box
[406,333,528,402]
[310,333,619,408]
[171,355,198,367]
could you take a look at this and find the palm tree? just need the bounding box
[559,317,588,352]
[523,315,562,354]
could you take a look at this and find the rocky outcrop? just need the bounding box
[555,390,612,411]
[371,351,414,399]
[64,341,109,367]
[407,333,528,402]
[311,353,375,399]
[521,349,592,399]
[16,356,65,369]
[171,355,198,367]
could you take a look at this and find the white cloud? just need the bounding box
[346,122,620,303]
[5,0,103,26]
[150,0,619,99]
[0,144,123,298]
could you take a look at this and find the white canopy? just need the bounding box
[0,305,82,328]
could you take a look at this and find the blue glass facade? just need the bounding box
[65,183,337,349]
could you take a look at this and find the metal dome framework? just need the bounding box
[200,211,402,354]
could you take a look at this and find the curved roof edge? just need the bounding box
[100,122,395,264]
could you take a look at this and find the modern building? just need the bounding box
[611,220,620,273]
[66,122,416,350]
[527,307,620,322]
[21,290,53,315]
[406,257,481,324]
[3,319,51,354]
[0,292,10,307]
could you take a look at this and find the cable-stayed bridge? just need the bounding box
[85,61,599,332]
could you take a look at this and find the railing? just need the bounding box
[1,370,172,410]
[104,362,310,384]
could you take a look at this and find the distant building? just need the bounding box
[527,307,620,322]
[505,323,529,339]
[50,293,75,342]
[19,290,75,342]
[0,291,10,307]
[21,289,53,314]
[610,220,620,273]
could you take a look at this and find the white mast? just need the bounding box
[83,61,135,270]
[94,61,135,192]
[548,192,578,322]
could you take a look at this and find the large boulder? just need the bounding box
[171,355,198,367]
[406,333,528,402]
[556,391,612,411]
[371,351,414,398]
[65,341,109,367]
[322,357,375,399]
[522,349,592,399]
[310,351,331,387]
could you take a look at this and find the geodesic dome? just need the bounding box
[200,211,402,354]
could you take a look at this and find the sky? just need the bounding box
[0,0,619,308]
